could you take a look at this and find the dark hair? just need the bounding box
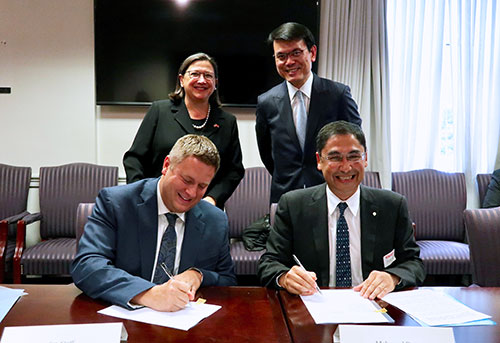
[169,52,222,107]
[267,22,316,50]
[316,121,366,153]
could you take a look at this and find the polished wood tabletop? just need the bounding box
[279,286,500,343]
[0,284,291,343]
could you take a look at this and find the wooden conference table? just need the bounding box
[1,285,499,342]
[280,286,500,343]
[0,284,290,343]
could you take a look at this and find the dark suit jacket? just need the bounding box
[483,169,500,208]
[255,74,362,203]
[71,178,236,309]
[123,99,244,209]
[258,184,425,290]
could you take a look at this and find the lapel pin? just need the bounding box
[214,124,219,128]
[372,212,377,216]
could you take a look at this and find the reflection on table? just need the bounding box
[0,284,290,343]
[279,287,500,343]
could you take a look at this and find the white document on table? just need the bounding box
[300,289,393,324]
[333,324,455,343]
[0,286,26,323]
[382,289,492,326]
[98,302,221,331]
[0,322,127,343]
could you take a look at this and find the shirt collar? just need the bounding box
[326,185,361,217]
[287,72,314,102]
[156,180,185,222]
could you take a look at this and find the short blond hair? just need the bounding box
[169,134,220,172]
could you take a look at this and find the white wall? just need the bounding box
[0,0,96,171]
[97,106,263,178]
[0,0,96,246]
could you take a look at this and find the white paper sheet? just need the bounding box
[0,286,26,323]
[98,302,221,331]
[333,324,455,343]
[300,289,392,324]
[0,322,127,343]
[382,289,492,326]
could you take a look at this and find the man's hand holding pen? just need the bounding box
[278,254,323,296]
[279,265,321,296]
[131,268,203,312]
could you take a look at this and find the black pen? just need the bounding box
[292,254,323,295]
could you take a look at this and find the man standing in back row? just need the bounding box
[256,22,362,203]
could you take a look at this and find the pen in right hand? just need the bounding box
[292,254,323,295]
[160,262,175,280]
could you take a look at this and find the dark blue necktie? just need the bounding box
[152,213,177,284]
[336,202,352,287]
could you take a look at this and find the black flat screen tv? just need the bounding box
[94,0,320,106]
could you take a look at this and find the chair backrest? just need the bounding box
[464,207,500,286]
[391,169,466,241]
[0,164,31,220]
[362,171,382,188]
[75,203,95,250]
[0,164,31,238]
[476,173,493,207]
[39,163,118,239]
[270,203,278,227]
[225,167,271,239]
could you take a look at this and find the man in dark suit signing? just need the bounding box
[255,22,362,203]
[72,134,236,312]
[258,121,425,300]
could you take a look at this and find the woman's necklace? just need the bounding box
[192,105,211,130]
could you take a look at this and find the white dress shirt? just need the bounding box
[151,181,186,280]
[326,186,363,287]
[287,72,313,129]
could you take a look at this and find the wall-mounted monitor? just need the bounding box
[94,0,320,106]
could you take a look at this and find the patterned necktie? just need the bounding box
[152,213,178,284]
[336,202,352,287]
[294,90,307,151]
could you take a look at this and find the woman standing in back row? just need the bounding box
[123,52,244,209]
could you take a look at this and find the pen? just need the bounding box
[160,262,175,280]
[160,262,194,307]
[292,254,323,295]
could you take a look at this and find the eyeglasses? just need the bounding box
[185,70,215,81]
[274,48,306,62]
[320,152,366,164]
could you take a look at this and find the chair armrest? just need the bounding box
[0,220,8,282]
[20,212,42,225]
[12,212,41,284]
[1,211,30,224]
